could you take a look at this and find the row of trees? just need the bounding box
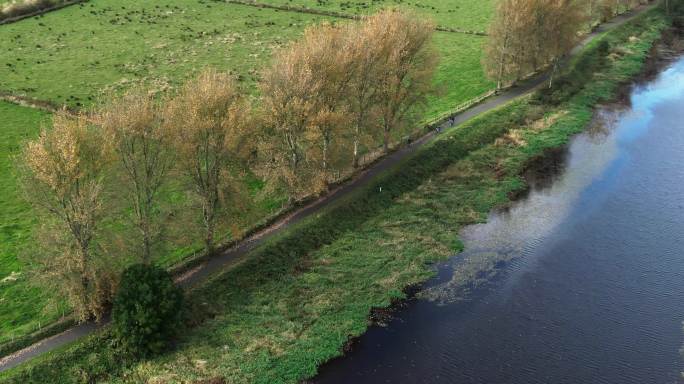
[588,0,652,22]
[20,9,438,321]
[483,0,651,89]
[258,10,437,200]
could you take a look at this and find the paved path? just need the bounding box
[0,2,658,373]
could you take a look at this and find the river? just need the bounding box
[313,54,684,384]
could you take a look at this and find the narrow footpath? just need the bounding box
[0,2,658,373]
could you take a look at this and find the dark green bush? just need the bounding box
[112,264,183,357]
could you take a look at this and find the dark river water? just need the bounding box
[314,56,684,384]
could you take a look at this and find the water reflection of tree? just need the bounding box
[587,109,620,143]
[522,146,568,194]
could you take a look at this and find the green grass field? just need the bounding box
[0,1,493,108]
[425,31,494,120]
[259,0,496,31]
[0,1,337,107]
[0,0,495,345]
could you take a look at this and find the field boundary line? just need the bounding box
[0,91,67,113]
[0,0,88,26]
[225,0,487,36]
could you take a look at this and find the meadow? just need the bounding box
[0,0,492,108]
[0,1,335,106]
[257,0,497,31]
[0,8,669,381]
[0,0,494,345]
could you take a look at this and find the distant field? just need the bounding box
[0,0,496,344]
[0,1,336,107]
[0,1,493,109]
[259,0,496,31]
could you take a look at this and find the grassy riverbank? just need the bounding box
[0,5,671,383]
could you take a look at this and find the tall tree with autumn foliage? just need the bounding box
[165,69,251,253]
[484,0,586,88]
[98,90,171,264]
[303,23,355,178]
[259,9,437,203]
[20,111,116,321]
[258,28,332,199]
[483,0,530,89]
[372,10,438,152]
[540,0,586,87]
[345,19,384,168]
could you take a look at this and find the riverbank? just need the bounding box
[0,4,674,384]
[316,21,684,384]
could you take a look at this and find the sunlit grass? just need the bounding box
[0,0,335,107]
[425,32,494,121]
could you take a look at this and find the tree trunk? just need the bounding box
[497,32,510,91]
[322,135,328,173]
[353,138,360,168]
[142,225,151,264]
[383,123,390,153]
[291,150,298,172]
[203,201,215,253]
[548,59,559,89]
[352,116,363,168]
[139,201,152,264]
[77,241,92,319]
